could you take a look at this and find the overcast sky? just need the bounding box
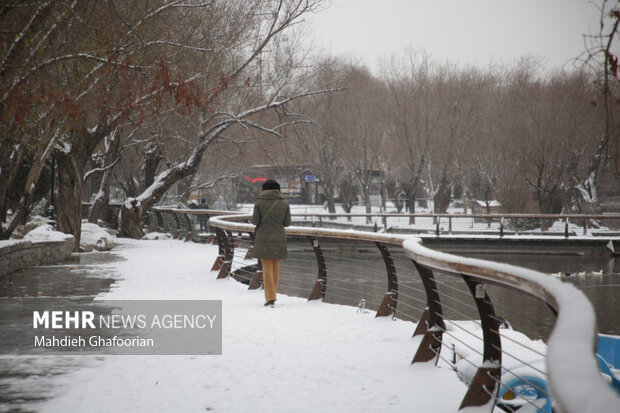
[306,0,607,73]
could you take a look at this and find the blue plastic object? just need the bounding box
[596,334,620,396]
[496,376,552,413]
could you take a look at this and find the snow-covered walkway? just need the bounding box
[39,239,466,412]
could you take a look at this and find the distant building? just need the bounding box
[236,165,322,204]
[471,200,503,214]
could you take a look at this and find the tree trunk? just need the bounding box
[408,195,416,224]
[363,188,372,224]
[118,142,208,238]
[462,188,469,214]
[324,183,337,216]
[142,143,163,191]
[88,168,112,224]
[56,154,83,251]
[433,179,451,214]
[119,199,144,239]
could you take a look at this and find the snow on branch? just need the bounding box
[83,158,120,183]
[0,0,53,74]
[187,173,239,193]
[143,40,214,53]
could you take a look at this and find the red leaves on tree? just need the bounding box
[606,51,618,78]
[220,75,229,89]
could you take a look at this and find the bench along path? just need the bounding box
[39,239,465,412]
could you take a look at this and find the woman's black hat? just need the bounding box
[262,179,280,191]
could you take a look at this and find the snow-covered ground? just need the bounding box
[34,239,467,412]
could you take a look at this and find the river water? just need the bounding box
[271,239,620,340]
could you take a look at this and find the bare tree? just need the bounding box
[383,51,439,223]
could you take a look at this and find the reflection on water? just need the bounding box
[461,253,620,336]
[0,251,121,411]
[277,239,619,339]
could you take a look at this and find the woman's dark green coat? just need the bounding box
[251,190,291,259]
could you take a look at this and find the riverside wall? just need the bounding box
[0,237,74,277]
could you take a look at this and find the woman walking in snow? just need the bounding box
[251,179,291,307]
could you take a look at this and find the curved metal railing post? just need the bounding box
[411,261,446,365]
[375,242,398,318]
[249,259,263,290]
[247,225,263,290]
[412,306,429,337]
[216,230,234,279]
[211,227,225,271]
[154,210,164,232]
[245,227,255,260]
[171,211,181,238]
[181,213,193,241]
[307,236,327,301]
[458,276,502,411]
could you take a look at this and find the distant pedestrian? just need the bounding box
[399,190,408,212]
[212,195,227,211]
[198,198,209,232]
[251,179,291,307]
[188,200,199,228]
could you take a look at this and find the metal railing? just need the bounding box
[294,212,620,238]
[147,208,619,412]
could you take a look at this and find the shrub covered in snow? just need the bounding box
[24,224,73,242]
[80,222,115,252]
[142,232,173,240]
[11,216,52,239]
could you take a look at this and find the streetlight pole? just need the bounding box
[48,157,56,226]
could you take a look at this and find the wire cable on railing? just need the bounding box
[431,277,476,299]
[231,264,255,272]
[321,259,377,271]
[324,277,384,287]
[432,288,479,314]
[398,279,426,287]
[394,300,426,316]
[396,282,427,296]
[280,276,316,287]
[281,261,319,273]
[433,318,550,410]
[428,346,458,371]
[433,330,552,413]
[275,281,316,295]
[437,316,485,346]
[431,329,485,359]
[489,328,546,358]
[392,289,428,306]
[434,299,480,324]
[325,283,378,296]
[490,343,547,377]
[323,290,382,308]
[285,256,321,266]
[483,298,550,327]
[317,266,387,283]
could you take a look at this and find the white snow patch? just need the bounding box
[80,223,114,251]
[24,224,73,242]
[141,232,173,240]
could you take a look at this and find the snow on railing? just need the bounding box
[166,209,619,412]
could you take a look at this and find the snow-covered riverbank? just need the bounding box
[34,239,466,412]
